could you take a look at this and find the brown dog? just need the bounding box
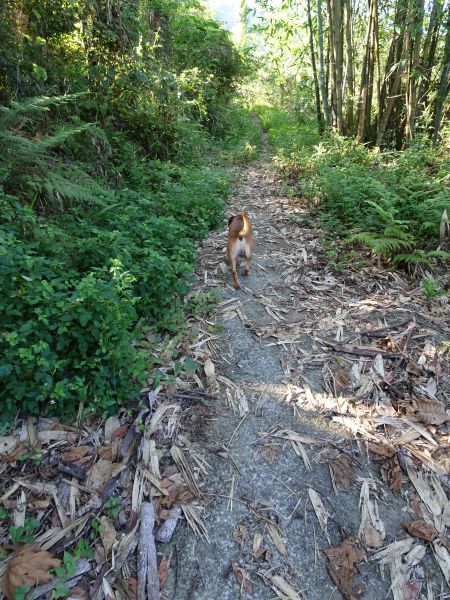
[227,212,254,290]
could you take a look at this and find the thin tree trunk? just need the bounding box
[432,5,450,144]
[405,0,425,141]
[343,0,354,135]
[334,0,344,134]
[326,0,337,128]
[307,0,324,133]
[364,0,378,141]
[418,0,442,116]
[357,0,374,142]
[317,0,331,126]
[376,27,409,147]
[375,0,408,145]
[377,0,403,117]
[372,0,381,142]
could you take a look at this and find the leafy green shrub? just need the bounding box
[256,105,450,270]
[0,96,230,418]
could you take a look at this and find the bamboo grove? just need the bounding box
[248,0,450,148]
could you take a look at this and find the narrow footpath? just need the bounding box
[163,130,450,599]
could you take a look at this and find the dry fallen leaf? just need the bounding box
[333,368,350,394]
[403,579,422,600]
[358,480,385,549]
[266,522,287,556]
[126,576,137,600]
[404,520,438,542]
[412,399,448,426]
[432,540,450,587]
[234,522,250,548]
[60,445,92,466]
[231,562,252,594]
[308,488,330,543]
[0,436,27,462]
[100,515,117,555]
[253,532,263,555]
[266,574,301,600]
[67,586,89,600]
[260,443,281,464]
[430,447,450,475]
[381,457,402,492]
[1,545,61,599]
[87,458,113,492]
[158,556,170,589]
[324,537,365,600]
[368,442,396,459]
[204,359,216,388]
[330,455,355,491]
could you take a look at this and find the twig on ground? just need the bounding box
[137,501,160,600]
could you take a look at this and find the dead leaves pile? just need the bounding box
[0,332,219,599]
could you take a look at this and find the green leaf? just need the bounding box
[182,357,198,373]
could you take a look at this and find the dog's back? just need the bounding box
[227,212,253,289]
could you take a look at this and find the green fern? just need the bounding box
[0,94,86,129]
[393,249,450,268]
[0,97,102,209]
[350,228,413,258]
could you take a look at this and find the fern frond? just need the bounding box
[0,94,87,129]
[350,230,413,258]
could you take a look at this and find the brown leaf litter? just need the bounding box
[324,537,365,599]
[1,545,60,599]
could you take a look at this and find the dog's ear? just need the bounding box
[228,215,235,227]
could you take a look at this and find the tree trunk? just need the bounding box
[333,0,344,134]
[357,0,374,142]
[343,0,354,135]
[405,0,425,141]
[372,0,381,142]
[326,0,337,128]
[432,5,450,144]
[418,0,442,117]
[364,0,378,141]
[307,0,324,133]
[375,0,408,146]
[317,0,331,126]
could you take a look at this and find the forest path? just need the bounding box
[163,129,449,599]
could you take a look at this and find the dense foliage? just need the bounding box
[256,105,449,271]
[0,0,255,417]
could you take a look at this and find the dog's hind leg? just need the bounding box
[231,258,240,288]
[228,248,240,289]
[243,251,252,276]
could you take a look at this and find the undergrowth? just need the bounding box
[255,104,450,272]
[0,96,258,419]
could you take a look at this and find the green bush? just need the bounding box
[255,105,450,270]
[0,96,230,418]
[0,1,255,418]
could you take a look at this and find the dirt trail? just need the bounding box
[164,132,450,599]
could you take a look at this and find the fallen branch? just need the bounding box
[354,319,412,339]
[317,339,403,360]
[138,501,160,600]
